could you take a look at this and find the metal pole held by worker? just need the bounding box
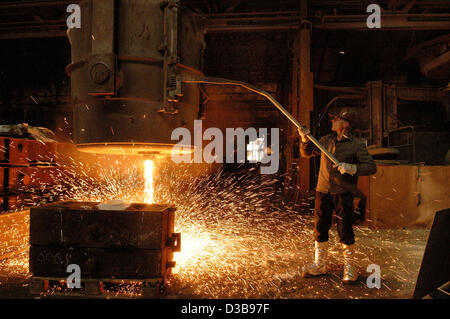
[180,76,340,165]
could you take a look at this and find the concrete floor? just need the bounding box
[164,225,429,299]
[0,210,429,299]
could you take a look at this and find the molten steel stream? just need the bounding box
[143,160,155,204]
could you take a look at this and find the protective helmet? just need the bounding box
[328,107,358,127]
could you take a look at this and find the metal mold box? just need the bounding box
[29,201,180,279]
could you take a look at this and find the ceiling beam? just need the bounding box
[317,13,450,30]
[0,0,74,10]
[206,12,450,32]
[0,30,67,40]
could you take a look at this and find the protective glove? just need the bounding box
[333,162,357,175]
[297,126,310,143]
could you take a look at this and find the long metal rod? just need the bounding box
[181,76,340,165]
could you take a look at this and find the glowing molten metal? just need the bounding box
[143,160,155,204]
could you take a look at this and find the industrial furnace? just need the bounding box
[30,0,203,296]
[67,0,204,156]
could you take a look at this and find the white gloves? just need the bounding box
[297,127,310,142]
[333,162,357,175]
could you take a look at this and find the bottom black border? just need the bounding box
[0,298,446,317]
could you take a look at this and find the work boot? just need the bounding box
[301,241,328,277]
[342,244,359,283]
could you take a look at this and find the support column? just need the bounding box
[298,21,314,195]
[367,81,383,146]
[289,1,314,196]
[385,84,398,132]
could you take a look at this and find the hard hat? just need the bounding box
[328,107,358,127]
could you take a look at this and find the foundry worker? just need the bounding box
[298,107,377,283]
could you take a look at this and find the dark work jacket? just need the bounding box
[300,132,377,194]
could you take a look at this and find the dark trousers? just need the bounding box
[314,192,355,245]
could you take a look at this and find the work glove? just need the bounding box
[333,162,357,175]
[297,126,310,143]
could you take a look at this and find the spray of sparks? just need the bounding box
[143,160,155,204]
[0,150,429,299]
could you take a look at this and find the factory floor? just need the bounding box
[0,210,429,299]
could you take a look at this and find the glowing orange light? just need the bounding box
[143,160,155,204]
[172,228,213,273]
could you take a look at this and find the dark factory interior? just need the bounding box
[0,0,449,301]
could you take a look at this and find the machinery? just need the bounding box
[29,0,203,296]
[66,0,204,157]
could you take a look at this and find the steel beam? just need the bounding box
[367,81,383,147]
[205,13,450,33]
[206,25,299,33]
[2,11,449,39]
[0,0,73,9]
[318,13,450,30]
[422,51,450,81]
[298,23,314,194]
[0,30,67,40]
[396,86,444,101]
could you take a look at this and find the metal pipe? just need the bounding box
[181,76,340,165]
[314,84,366,94]
[205,25,299,33]
[205,11,301,17]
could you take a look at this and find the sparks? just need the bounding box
[0,153,428,299]
[143,159,155,204]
